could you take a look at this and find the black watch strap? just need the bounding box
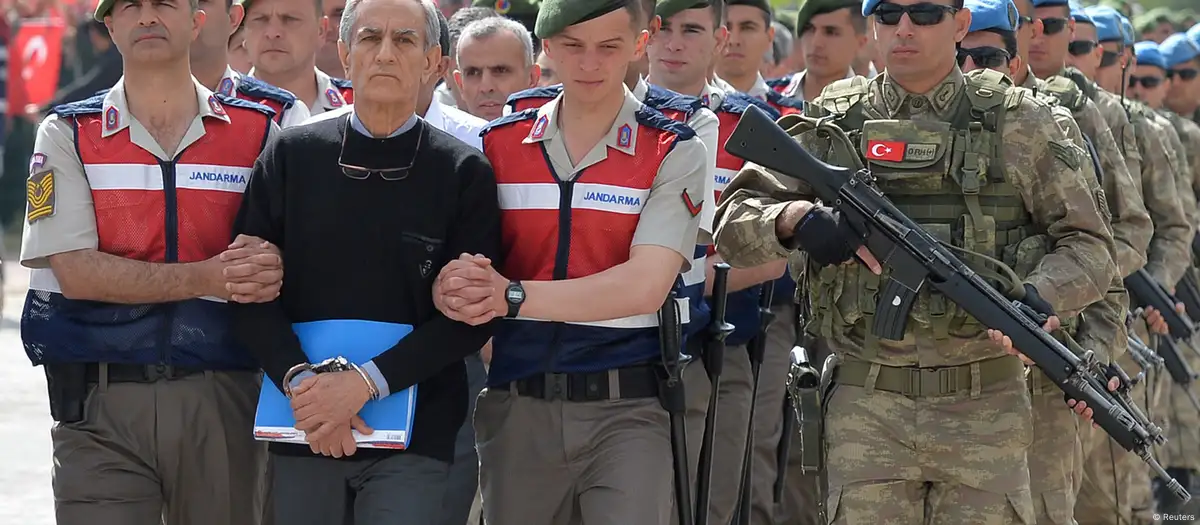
[505,281,525,318]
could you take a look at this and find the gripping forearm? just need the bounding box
[48,249,216,304]
[705,255,787,295]
[519,246,685,323]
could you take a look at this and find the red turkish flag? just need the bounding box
[865,140,905,162]
[8,14,65,114]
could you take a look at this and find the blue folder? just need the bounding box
[253,319,418,449]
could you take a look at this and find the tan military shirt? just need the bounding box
[713,69,1116,367]
[633,76,718,243]
[248,66,349,117]
[521,86,708,269]
[1161,110,1200,231]
[22,77,280,275]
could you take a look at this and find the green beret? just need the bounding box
[474,0,541,16]
[1135,6,1173,32]
[726,0,772,14]
[535,0,627,39]
[656,0,718,21]
[793,0,859,36]
[776,9,798,33]
[94,0,113,20]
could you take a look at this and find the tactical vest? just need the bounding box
[764,89,805,116]
[480,106,695,385]
[505,83,701,123]
[227,74,297,125]
[22,93,274,369]
[766,75,793,95]
[329,77,355,106]
[799,71,1037,352]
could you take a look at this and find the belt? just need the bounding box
[502,364,661,402]
[833,356,1024,397]
[85,363,205,384]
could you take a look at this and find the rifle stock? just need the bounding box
[723,105,1189,502]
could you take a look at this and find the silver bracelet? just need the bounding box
[349,362,381,401]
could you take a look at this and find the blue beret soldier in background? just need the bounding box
[434,0,710,523]
[712,0,1119,522]
[961,2,1136,524]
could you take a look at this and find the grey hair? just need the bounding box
[455,16,535,68]
[340,0,442,52]
[768,21,792,65]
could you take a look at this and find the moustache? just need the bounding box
[131,27,168,41]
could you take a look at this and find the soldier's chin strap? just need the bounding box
[1119,44,1131,117]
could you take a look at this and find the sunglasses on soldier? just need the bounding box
[1168,68,1199,81]
[873,2,959,26]
[1128,75,1163,89]
[1040,17,1068,35]
[957,46,1011,68]
[1099,50,1120,68]
[1068,40,1098,56]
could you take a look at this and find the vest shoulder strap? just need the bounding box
[1040,75,1087,112]
[213,93,277,119]
[765,75,792,90]
[236,76,298,108]
[329,77,353,90]
[764,89,805,110]
[719,92,780,118]
[505,85,563,108]
[962,68,1013,114]
[635,106,696,141]
[644,84,702,119]
[51,93,105,117]
[480,108,539,136]
[812,76,872,130]
[1051,68,1098,101]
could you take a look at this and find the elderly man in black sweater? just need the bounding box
[228,0,500,522]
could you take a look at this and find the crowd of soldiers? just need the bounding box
[18,0,1200,522]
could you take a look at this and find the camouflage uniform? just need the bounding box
[713,69,1116,525]
[1157,109,1200,479]
[1019,71,1133,525]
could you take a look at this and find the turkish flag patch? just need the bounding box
[866,140,906,162]
[681,190,703,217]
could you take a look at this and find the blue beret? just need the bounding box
[1134,41,1168,70]
[966,0,1018,32]
[1070,0,1092,25]
[1189,24,1200,47]
[1086,6,1123,42]
[862,0,879,16]
[1031,0,1067,6]
[1119,14,1134,46]
[1161,33,1200,67]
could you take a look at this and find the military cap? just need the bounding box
[966,0,1018,33]
[1190,24,1200,47]
[726,0,772,14]
[656,0,718,21]
[535,0,629,39]
[1134,40,1167,70]
[1069,0,1092,25]
[1119,13,1134,46]
[793,0,859,36]
[1086,5,1124,43]
[476,0,541,16]
[1160,32,1199,68]
[1134,6,1172,34]
[1031,0,1067,7]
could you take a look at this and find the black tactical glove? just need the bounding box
[1020,283,1055,319]
[790,207,863,267]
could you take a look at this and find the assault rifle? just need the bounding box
[1153,336,1200,413]
[1175,273,1200,323]
[723,105,1189,502]
[1124,269,1195,341]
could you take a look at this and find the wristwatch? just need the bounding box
[504,281,525,318]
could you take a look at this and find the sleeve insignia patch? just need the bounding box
[27,170,55,223]
[681,190,703,218]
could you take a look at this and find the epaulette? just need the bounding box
[237,76,297,107]
[213,92,277,118]
[329,77,353,90]
[634,106,696,141]
[765,75,793,90]
[51,93,105,117]
[644,84,702,119]
[506,85,563,106]
[764,89,805,110]
[719,91,780,119]
[481,108,539,136]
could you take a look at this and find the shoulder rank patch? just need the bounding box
[218,77,235,97]
[681,190,703,217]
[104,106,119,131]
[29,153,46,174]
[617,124,633,150]
[27,170,55,223]
[326,87,344,108]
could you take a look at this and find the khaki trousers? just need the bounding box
[52,369,268,525]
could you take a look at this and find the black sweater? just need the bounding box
[230,115,501,462]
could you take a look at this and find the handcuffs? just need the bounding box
[281,356,381,401]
